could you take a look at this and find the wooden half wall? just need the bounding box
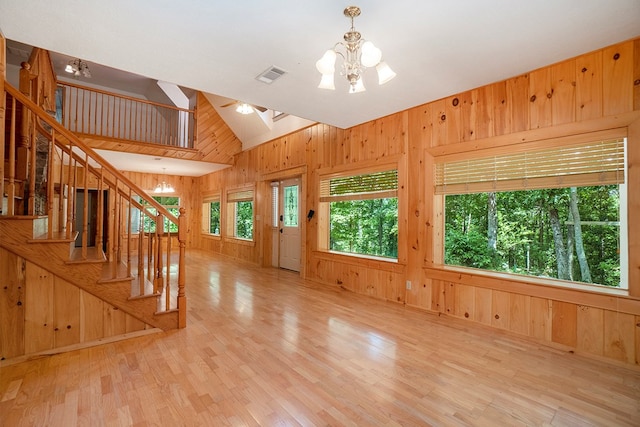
[193,37,640,366]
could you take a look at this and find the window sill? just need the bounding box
[313,250,404,273]
[201,233,221,240]
[424,264,640,314]
[223,237,255,247]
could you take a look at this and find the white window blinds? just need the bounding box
[434,138,625,194]
[320,170,398,202]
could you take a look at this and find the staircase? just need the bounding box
[1,80,187,359]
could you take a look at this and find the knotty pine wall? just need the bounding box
[192,37,640,366]
[0,247,150,362]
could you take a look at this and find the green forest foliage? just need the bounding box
[235,201,253,239]
[445,186,621,287]
[329,198,398,258]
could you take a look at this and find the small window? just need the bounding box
[202,195,221,236]
[226,188,254,240]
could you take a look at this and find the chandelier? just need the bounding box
[316,6,396,94]
[65,58,91,78]
[155,169,175,193]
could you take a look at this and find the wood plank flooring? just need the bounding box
[1,249,639,426]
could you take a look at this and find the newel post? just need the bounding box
[177,207,187,328]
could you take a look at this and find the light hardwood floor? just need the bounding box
[1,250,639,426]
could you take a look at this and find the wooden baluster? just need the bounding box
[28,114,36,215]
[155,213,163,294]
[165,227,171,310]
[127,189,132,277]
[65,145,74,238]
[95,169,104,252]
[147,214,153,283]
[57,144,65,232]
[7,96,16,215]
[70,158,77,238]
[138,204,145,297]
[81,153,89,258]
[110,178,119,278]
[47,130,55,238]
[178,207,187,327]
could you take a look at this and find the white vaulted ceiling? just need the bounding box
[0,1,639,167]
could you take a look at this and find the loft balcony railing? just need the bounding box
[57,81,195,149]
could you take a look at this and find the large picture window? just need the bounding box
[226,188,254,240]
[320,169,398,259]
[436,138,627,289]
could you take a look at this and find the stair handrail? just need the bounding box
[4,80,179,224]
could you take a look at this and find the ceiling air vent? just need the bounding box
[256,66,286,84]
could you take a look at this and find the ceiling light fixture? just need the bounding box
[235,103,254,115]
[64,58,91,78]
[316,6,396,94]
[155,168,175,193]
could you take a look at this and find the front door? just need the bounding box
[279,178,301,272]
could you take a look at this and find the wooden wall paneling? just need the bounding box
[0,249,26,359]
[460,90,476,143]
[529,67,553,129]
[551,301,577,347]
[347,124,363,163]
[474,85,494,140]
[602,41,634,116]
[53,276,80,348]
[445,94,464,144]
[507,74,531,132]
[430,279,445,313]
[575,50,603,121]
[550,59,576,126]
[80,291,104,342]
[376,113,405,158]
[125,314,146,333]
[331,125,350,167]
[636,315,640,365]
[491,81,511,137]
[443,282,455,315]
[509,293,530,335]
[103,305,127,337]
[491,290,510,330]
[474,287,492,326]
[405,106,428,303]
[635,39,640,110]
[603,310,635,364]
[24,262,54,354]
[529,296,552,341]
[430,99,447,147]
[453,283,474,321]
[576,305,604,356]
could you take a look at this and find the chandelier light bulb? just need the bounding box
[360,41,382,68]
[316,49,337,75]
[318,73,336,90]
[349,77,366,94]
[376,61,396,85]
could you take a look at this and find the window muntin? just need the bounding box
[202,196,221,236]
[438,138,627,289]
[320,169,398,259]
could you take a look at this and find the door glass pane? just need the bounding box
[284,185,298,227]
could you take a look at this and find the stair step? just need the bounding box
[66,246,107,264]
[29,231,78,243]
